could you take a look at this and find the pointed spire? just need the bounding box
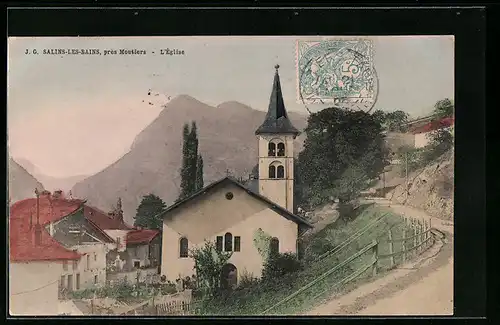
[255,64,299,136]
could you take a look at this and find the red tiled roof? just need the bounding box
[9,198,82,262]
[10,195,85,226]
[83,205,133,231]
[126,229,160,245]
[410,117,454,134]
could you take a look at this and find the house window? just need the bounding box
[225,192,234,200]
[94,253,97,261]
[179,237,189,258]
[224,232,233,252]
[234,236,241,252]
[277,142,285,156]
[87,255,90,270]
[216,236,223,252]
[277,165,285,179]
[94,275,98,284]
[116,237,121,248]
[270,237,280,256]
[134,261,141,268]
[72,260,78,270]
[268,142,276,156]
[76,274,80,290]
[60,275,66,289]
[269,165,276,179]
[62,260,68,271]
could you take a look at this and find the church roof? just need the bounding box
[255,65,300,136]
[159,176,313,228]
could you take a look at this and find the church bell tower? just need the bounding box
[255,65,300,213]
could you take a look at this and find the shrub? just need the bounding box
[238,270,260,289]
[262,252,302,283]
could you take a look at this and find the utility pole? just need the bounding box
[405,152,409,201]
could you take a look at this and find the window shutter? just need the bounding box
[234,236,241,252]
[216,236,223,251]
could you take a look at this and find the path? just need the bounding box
[306,199,454,316]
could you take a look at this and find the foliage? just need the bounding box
[195,155,204,191]
[134,194,167,230]
[238,270,260,289]
[179,121,204,200]
[252,228,272,260]
[433,98,454,118]
[189,240,233,297]
[261,252,302,283]
[297,107,389,208]
[372,109,410,132]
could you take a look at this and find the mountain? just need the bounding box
[15,157,89,192]
[8,158,45,204]
[71,95,308,224]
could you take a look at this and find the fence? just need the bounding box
[118,290,193,315]
[261,216,435,315]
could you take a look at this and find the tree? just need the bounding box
[189,240,232,297]
[134,194,167,230]
[296,107,389,208]
[195,155,204,191]
[372,109,410,132]
[433,98,454,118]
[179,122,204,200]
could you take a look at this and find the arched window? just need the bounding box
[224,232,233,252]
[277,165,285,179]
[277,142,285,156]
[269,165,276,179]
[179,237,189,258]
[269,237,279,256]
[268,142,276,156]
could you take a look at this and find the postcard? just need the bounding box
[8,35,454,316]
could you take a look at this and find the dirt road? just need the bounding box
[306,200,454,316]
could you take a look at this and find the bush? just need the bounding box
[238,270,260,289]
[262,252,302,283]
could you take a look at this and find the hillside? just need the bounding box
[71,95,308,224]
[15,157,88,192]
[8,157,45,203]
[387,149,454,220]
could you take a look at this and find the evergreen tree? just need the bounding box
[179,124,191,199]
[178,121,204,200]
[195,155,204,191]
[134,194,167,230]
[188,121,199,193]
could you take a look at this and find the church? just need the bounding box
[159,65,313,286]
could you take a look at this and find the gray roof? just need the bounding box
[255,65,300,136]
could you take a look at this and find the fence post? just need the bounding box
[402,229,407,263]
[387,229,395,269]
[372,239,378,277]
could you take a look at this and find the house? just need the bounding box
[9,195,81,315]
[9,190,113,293]
[410,116,454,148]
[82,201,161,284]
[159,65,313,285]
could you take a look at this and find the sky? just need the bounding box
[7,36,454,178]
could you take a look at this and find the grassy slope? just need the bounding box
[196,204,408,315]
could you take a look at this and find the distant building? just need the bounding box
[9,193,81,315]
[159,65,313,285]
[409,116,454,148]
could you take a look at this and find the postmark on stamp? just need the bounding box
[296,39,378,112]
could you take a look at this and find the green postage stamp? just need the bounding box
[296,39,378,111]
